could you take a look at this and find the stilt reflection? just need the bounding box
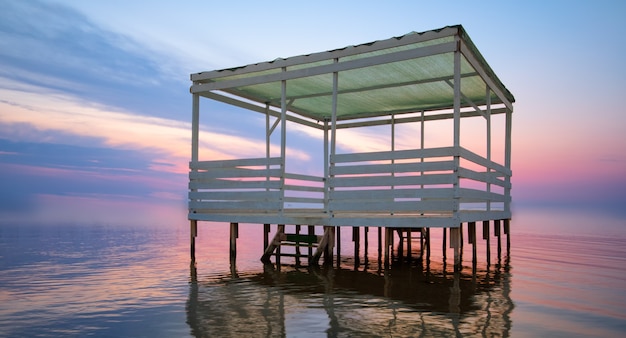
[187,257,513,337]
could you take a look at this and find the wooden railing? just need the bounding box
[329,147,457,216]
[189,157,283,215]
[188,147,511,222]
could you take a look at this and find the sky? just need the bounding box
[1,0,625,226]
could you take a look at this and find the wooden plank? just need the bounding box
[189,200,281,211]
[189,167,282,180]
[458,167,510,188]
[330,160,455,176]
[458,147,511,176]
[283,197,325,204]
[189,179,282,190]
[330,187,454,201]
[329,173,454,188]
[283,184,325,193]
[190,157,282,170]
[330,200,454,212]
[284,173,324,182]
[189,190,281,201]
[458,188,507,202]
[332,147,457,163]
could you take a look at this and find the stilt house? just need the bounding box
[188,25,515,261]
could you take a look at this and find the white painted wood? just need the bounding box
[283,184,325,193]
[458,147,511,176]
[459,41,514,111]
[189,190,281,201]
[189,168,282,180]
[330,160,455,176]
[190,200,282,211]
[191,157,281,169]
[284,172,324,182]
[190,42,456,93]
[332,147,457,163]
[330,187,454,201]
[330,173,455,188]
[189,180,282,190]
[330,200,454,212]
[457,168,510,188]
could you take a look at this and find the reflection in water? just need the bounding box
[187,257,513,337]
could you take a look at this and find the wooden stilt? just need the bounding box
[364,226,369,267]
[353,226,360,268]
[377,226,382,269]
[505,219,511,258]
[230,222,238,262]
[450,227,461,272]
[407,229,412,261]
[308,225,314,261]
[263,224,270,252]
[495,219,502,264]
[261,224,285,263]
[483,220,491,267]
[336,226,341,268]
[384,227,391,267]
[425,228,431,271]
[442,227,447,262]
[190,220,197,263]
[468,222,477,267]
[459,223,464,263]
[295,224,301,266]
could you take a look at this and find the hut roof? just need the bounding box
[190,25,514,122]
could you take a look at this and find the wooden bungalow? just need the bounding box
[188,25,515,267]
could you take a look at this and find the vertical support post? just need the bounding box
[364,226,369,267]
[486,86,492,212]
[279,69,287,217]
[295,224,301,266]
[450,227,461,272]
[406,229,412,260]
[495,219,502,264]
[384,227,391,267]
[263,224,270,252]
[504,218,511,258]
[330,59,339,216]
[190,220,197,263]
[483,220,491,267]
[276,224,284,267]
[324,120,329,214]
[191,93,199,163]
[308,225,314,261]
[353,226,360,268]
[230,222,238,262]
[442,227,447,265]
[190,92,200,263]
[336,226,341,268]
[425,228,431,270]
[468,222,477,267]
[505,108,512,215]
[452,34,462,223]
[377,227,383,269]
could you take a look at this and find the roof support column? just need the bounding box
[330,59,339,216]
[486,86,492,212]
[324,119,329,214]
[191,90,200,163]
[452,36,462,225]
[505,108,512,215]
[280,68,287,215]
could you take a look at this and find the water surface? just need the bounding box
[1,207,624,337]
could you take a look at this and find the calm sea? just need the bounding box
[1,207,625,337]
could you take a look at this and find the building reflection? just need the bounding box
[187,257,513,337]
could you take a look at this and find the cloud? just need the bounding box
[0,0,187,120]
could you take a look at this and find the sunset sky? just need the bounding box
[1,1,625,226]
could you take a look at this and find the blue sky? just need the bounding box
[1,0,625,225]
